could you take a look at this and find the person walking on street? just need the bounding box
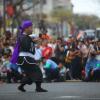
[17,20,48,92]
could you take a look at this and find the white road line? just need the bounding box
[54,96,100,100]
[54,96,81,99]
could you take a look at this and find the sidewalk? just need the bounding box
[66,80,82,82]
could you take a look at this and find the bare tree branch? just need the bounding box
[22,0,39,12]
[14,0,24,7]
[22,6,33,12]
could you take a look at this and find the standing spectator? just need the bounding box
[42,40,52,59]
[33,42,42,62]
[54,37,65,61]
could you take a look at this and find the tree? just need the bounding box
[6,0,41,26]
[51,8,73,23]
[73,14,100,30]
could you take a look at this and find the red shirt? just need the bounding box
[42,46,52,59]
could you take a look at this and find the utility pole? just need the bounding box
[3,0,6,34]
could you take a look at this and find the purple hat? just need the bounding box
[21,20,32,30]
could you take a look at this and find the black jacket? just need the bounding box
[19,35,35,55]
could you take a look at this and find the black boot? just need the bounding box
[35,82,48,92]
[18,83,26,92]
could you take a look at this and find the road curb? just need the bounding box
[66,80,82,82]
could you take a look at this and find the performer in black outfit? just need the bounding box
[17,20,47,92]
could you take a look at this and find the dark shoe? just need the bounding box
[18,86,26,92]
[36,88,48,92]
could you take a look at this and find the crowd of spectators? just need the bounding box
[0,31,100,83]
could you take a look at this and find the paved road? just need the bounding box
[0,82,100,100]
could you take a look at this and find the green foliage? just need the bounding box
[73,14,100,29]
[51,8,73,23]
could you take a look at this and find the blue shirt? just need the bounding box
[85,58,100,77]
[44,59,58,69]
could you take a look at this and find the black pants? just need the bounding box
[87,69,100,81]
[71,57,82,79]
[45,68,60,81]
[17,56,43,85]
[93,69,100,81]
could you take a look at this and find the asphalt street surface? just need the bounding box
[0,82,100,100]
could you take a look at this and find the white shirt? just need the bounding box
[33,48,42,60]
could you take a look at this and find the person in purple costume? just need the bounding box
[15,20,48,92]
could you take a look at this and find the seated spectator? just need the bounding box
[85,52,100,81]
[41,57,66,82]
[1,50,11,82]
[59,66,67,82]
[1,48,22,83]
[7,62,22,83]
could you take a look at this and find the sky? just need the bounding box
[71,0,100,17]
